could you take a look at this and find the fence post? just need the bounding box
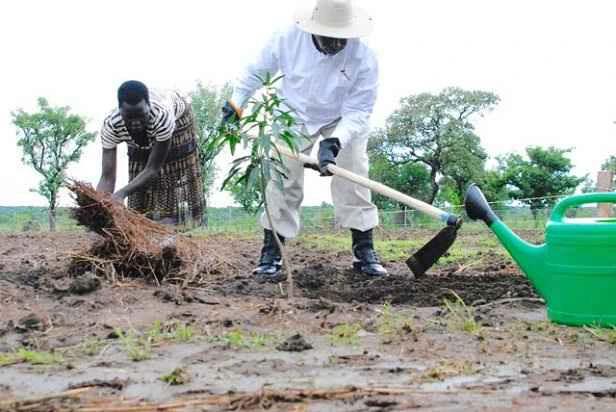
[597,170,614,218]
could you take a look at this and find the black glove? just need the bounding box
[221,101,242,125]
[303,162,320,172]
[317,138,341,176]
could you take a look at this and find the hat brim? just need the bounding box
[294,6,374,39]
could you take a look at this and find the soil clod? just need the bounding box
[276,333,313,352]
[15,313,44,333]
[68,273,101,295]
[67,378,128,391]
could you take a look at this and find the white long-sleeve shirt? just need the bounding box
[231,25,379,148]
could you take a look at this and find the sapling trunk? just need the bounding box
[48,208,56,232]
[215,74,301,298]
[260,166,294,299]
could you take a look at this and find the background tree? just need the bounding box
[601,155,616,173]
[371,87,498,204]
[498,146,585,221]
[367,150,432,210]
[12,98,95,231]
[580,176,596,193]
[581,155,616,193]
[476,169,508,203]
[440,131,488,205]
[190,82,232,224]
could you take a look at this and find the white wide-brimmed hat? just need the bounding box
[294,0,374,39]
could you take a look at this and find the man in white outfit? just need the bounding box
[222,0,387,280]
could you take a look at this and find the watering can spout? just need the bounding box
[464,184,547,294]
[465,183,500,226]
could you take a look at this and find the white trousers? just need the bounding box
[259,122,379,239]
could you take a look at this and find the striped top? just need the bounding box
[100,90,187,149]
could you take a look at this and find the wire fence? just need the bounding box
[199,205,558,234]
[2,196,611,235]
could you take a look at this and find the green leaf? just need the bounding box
[230,155,251,167]
[221,165,244,190]
[271,74,285,85]
[247,165,260,190]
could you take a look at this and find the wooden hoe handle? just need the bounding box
[276,145,459,225]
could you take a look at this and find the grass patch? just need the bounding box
[442,292,482,335]
[172,323,194,343]
[209,330,275,350]
[115,328,151,362]
[0,348,63,366]
[507,320,583,345]
[300,234,351,253]
[584,325,616,345]
[299,233,506,266]
[376,302,414,343]
[376,240,427,262]
[148,320,195,343]
[82,337,105,356]
[301,234,431,262]
[415,359,481,383]
[300,231,512,267]
[113,321,197,362]
[327,322,362,346]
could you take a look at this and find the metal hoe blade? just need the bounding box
[406,219,462,277]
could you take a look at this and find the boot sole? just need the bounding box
[352,262,388,277]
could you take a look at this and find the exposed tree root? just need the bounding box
[66,181,234,286]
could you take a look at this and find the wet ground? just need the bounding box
[1,231,616,411]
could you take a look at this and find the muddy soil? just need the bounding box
[1,231,616,411]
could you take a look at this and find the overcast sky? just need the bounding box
[1,0,615,208]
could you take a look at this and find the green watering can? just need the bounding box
[465,184,616,327]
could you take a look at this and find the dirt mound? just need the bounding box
[294,265,537,306]
[206,260,537,307]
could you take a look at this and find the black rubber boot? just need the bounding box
[351,229,388,277]
[253,229,285,282]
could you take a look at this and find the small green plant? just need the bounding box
[19,348,63,365]
[327,323,362,346]
[148,320,164,340]
[173,323,194,343]
[160,367,192,385]
[209,330,274,350]
[584,325,616,345]
[0,348,63,366]
[0,353,17,366]
[148,320,195,344]
[213,73,305,298]
[115,327,151,362]
[442,292,482,335]
[508,320,582,345]
[376,302,414,342]
[415,359,480,383]
[82,337,105,356]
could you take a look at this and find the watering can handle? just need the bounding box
[551,192,616,222]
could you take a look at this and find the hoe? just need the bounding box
[277,145,463,277]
